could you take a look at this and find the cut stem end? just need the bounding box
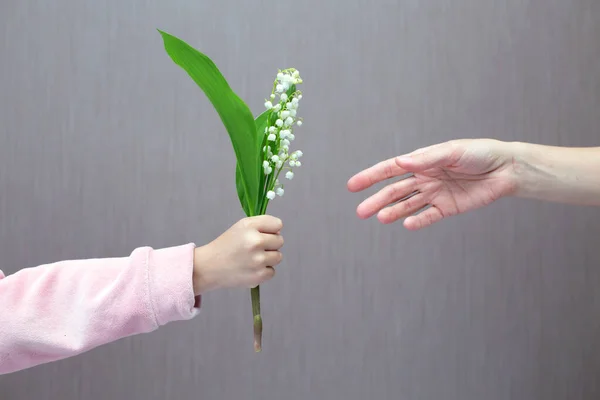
[253,314,263,352]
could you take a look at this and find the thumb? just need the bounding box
[395,141,462,172]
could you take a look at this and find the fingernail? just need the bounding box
[396,156,411,163]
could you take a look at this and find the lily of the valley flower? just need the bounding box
[253,68,304,352]
[261,68,304,201]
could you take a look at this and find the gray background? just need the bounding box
[1,0,600,399]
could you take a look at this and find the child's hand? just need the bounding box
[192,216,284,295]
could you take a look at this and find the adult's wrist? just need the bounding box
[504,141,558,201]
[502,141,537,199]
[503,141,600,206]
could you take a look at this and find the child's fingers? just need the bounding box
[256,267,276,283]
[261,233,284,250]
[263,251,283,267]
[249,215,283,233]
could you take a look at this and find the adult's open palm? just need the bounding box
[347,139,518,230]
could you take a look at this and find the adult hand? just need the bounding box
[347,139,518,230]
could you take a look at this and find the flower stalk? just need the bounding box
[252,68,304,351]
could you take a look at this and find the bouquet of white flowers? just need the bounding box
[159,30,304,352]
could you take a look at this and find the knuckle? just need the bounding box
[384,164,395,179]
[252,253,266,267]
[426,213,435,226]
[393,156,404,169]
[387,207,399,220]
[241,217,255,229]
[446,141,465,162]
[237,219,248,230]
[245,233,262,249]
[385,184,399,199]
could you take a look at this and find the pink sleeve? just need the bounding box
[0,243,201,375]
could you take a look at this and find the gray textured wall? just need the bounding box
[1,0,600,399]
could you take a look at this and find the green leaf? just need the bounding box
[235,110,270,216]
[254,109,270,153]
[158,29,259,215]
[235,165,252,216]
[254,110,270,212]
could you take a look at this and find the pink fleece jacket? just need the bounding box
[0,243,201,375]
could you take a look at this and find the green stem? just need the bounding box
[250,172,281,352]
[251,177,270,353]
[251,91,294,352]
[251,286,262,352]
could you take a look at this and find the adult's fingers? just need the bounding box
[377,193,429,224]
[395,141,462,172]
[356,177,418,219]
[347,157,410,193]
[403,206,445,230]
[347,142,459,193]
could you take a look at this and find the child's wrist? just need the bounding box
[192,244,220,295]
